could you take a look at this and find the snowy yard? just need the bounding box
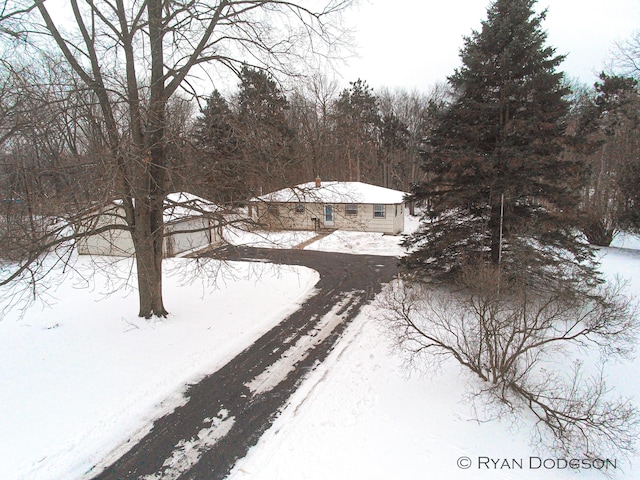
[0,256,319,480]
[227,236,640,480]
[1,218,639,480]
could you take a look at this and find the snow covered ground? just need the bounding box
[1,216,639,480]
[221,226,317,249]
[226,234,640,480]
[0,256,318,480]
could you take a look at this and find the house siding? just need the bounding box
[164,217,218,257]
[254,202,404,234]
[77,205,220,257]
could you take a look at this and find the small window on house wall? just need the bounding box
[267,204,280,216]
[295,203,305,214]
[345,204,358,215]
[373,204,386,218]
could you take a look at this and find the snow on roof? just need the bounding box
[254,181,407,205]
[163,192,220,222]
[109,192,220,222]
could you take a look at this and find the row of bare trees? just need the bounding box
[185,74,447,202]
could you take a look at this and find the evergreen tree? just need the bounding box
[236,66,296,192]
[403,0,594,288]
[191,90,245,203]
[194,90,236,154]
[332,79,381,182]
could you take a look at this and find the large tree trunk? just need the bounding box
[130,0,169,319]
[133,197,168,318]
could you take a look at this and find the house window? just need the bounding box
[295,203,305,214]
[267,204,279,216]
[373,204,386,218]
[345,204,358,215]
[325,205,334,223]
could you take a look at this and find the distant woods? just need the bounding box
[2,50,640,243]
[186,73,445,203]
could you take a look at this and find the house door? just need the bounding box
[324,205,334,227]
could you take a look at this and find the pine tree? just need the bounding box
[191,90,245,203]
[194,90,236,156]
[403,0,594,288]
[236,66,296,192]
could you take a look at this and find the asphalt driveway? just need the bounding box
[92,247,399,480]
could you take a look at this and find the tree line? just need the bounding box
[3,59,638,251]
[0,62,443,212]
[154,72,445,204]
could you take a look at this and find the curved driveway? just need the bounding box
[92,246,398,480]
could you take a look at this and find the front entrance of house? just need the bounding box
[324,205,334,227]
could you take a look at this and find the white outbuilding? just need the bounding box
[76,192,222,257]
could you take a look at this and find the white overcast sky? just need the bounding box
[337,0,640,92]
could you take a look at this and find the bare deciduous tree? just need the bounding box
[0,0,353,318]
[381,262,639,459]
[377,85,451,193]
[611,30,640,80]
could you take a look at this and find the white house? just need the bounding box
[251,179,407,234]
[77,192,222,257]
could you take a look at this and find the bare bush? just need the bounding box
[380,263,639,459]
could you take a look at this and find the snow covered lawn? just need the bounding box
[0,256,319,480]
[227,244,640,480]
[2,219,638,480]
[222,226,317,249]
[303,212,420,257]
[304,230,406,256]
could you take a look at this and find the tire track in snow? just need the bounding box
[245,292,361,395]
[91,248,398,480]
[141,410,235,480]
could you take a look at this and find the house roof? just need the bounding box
[254,181,407,204]
[163,192,220,222]
[105,192,220,223]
